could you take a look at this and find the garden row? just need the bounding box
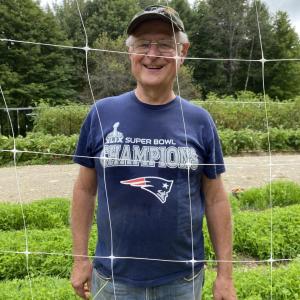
[1,128,299,166]
[1,181,299,232]
[31,94,300,136]
[0,259,299,300]
[0,181,299,299]
[0,203,299,279]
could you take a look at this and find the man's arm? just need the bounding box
[71,166,97,300]
[202,174,237,300]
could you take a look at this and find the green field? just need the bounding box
[0,180,299,299]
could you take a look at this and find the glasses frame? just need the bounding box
[130,39,183,56]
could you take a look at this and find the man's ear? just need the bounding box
[179,43,190,65]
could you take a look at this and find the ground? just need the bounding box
[0,154,299,202]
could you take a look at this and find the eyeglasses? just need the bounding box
[131,39,182,56]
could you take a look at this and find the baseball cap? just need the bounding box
[127,5,185,35]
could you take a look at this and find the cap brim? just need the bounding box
[127,13,181,35]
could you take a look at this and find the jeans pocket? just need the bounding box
[183,267,204,282]
[92,268,112,299]
[94,268,112,281]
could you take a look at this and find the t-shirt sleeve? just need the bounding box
[73,109,95,168]
[203,115,225,179]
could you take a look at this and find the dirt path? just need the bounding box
[0,154,299,202]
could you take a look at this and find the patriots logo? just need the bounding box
[120,177,174,204]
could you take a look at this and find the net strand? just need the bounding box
[74,1,117,299]
[1,148,300,167]
[0,250,297,264]
[1,38,300,62]
[0,1,298,298]
[166,1,196,297]
[254,1,273,299]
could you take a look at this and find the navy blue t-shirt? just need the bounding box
[74,91,225,287]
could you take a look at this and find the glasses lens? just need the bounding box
[157,40,176,54]
[133,40,150,54]
[132,40,178,56]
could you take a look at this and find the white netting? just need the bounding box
[0,0,299,299]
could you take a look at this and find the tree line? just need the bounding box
[0,0,300,109]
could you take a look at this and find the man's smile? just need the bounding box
[143,64,164,70]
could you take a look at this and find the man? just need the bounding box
[71,5,237,300]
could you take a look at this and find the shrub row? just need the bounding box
[203,204,300,261]
[193,92,300,131]
[219,128,300,155]
[231,180,300,210]
[33,103,89,136]
[233,204,300,259]
[0,198,70,231]
[0,204,299,278]
[1,128,299,165]
[0,260,299,299]
[1,180,298,232]
[0,133,78,165]
[31,94,300,136]
[0,276,79,300]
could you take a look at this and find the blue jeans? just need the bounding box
[91,267,205,300]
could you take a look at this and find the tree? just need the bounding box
[83,0,140,42]
[0,0,76,107]
[169,0,194,34]
[53,0,140,101]
[236,0,274,94]
[188,0,300,99]
[189,0,251,96]
[264,11,300,99]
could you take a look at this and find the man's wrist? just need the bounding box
[216,261,233,279]
[73,254,90,262]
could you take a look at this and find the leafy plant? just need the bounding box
[202,259,300,300]
[0,198,70,231]
[33,103,89,136]
[233,204,300,259]
[0,227,97,280]
[234,181,300,210]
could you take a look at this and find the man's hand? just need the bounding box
[71,259,93,299]
[213,275,237,300]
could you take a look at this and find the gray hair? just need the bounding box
[125,31,189,47]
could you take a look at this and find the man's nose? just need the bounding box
[146,43,160,57]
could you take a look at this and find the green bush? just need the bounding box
[203,259,300,300]
[193,93,300,131]
[204,203,300,260]
[235,181,300,210]
[0,206,298,281]
[1,128,299,166]
[233,204,300,259]
[219,129,262,155]
[260,128,300,151]
[33,103,89,136]
[0,198,70,231]
[0,276,79,299]
[0,227,97,280]
[219,128,300,155]
[0,133,78,165]
[31,93,300,136]
[1,206,297,279]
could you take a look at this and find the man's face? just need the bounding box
[128,20,189,91]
